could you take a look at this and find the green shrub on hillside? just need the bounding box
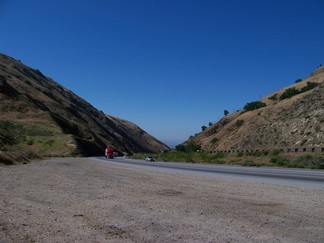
[268,93,278,101]
[300,82,319,93]
[0,121,25,147]
[243,101,266,111]
[279,82,319,100]
[201,126,207,131]
[175,142,201,153]
[295,79,303,83]
[279,87,299,100]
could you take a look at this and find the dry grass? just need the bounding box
[137,150,324,169]
[194,70,324,153]
[0,151,41,165]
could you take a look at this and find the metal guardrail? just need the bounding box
[211,147,324,154]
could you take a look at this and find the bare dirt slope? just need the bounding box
[1,158,324,242]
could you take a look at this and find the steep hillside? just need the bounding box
[190,66,324,152]
[0,53,169,159]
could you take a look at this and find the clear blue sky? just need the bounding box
[1,0,323,146]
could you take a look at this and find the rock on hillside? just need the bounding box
[189,66,324,152]
[0,53,169,157]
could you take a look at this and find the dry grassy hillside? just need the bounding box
[0,53,169,163]
[191,66,324,152]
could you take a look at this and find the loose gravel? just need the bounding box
[1,157,323,242]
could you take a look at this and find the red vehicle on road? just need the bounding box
[105,146,114,159]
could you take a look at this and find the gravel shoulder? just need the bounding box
[1,157,324,242]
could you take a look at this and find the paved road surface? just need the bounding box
[94,157,324,190]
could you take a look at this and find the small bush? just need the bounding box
[268,93,278,101]
[295,79,303,83]
[242,160,257,166]
[288,162,305,168]
[279,82,319,100]
[175,142,201,153]
[270,157,289,166]
[44,139,55,146]
[293,155,324,169]
[318,163,324,169]
[300,82,319,93]
[246,151,265,157]
[244,101,266,111]
[236,152,244,157]
[236,120,245,127]
[212,152,225,159]
[270,149,281,156]
[279,87,299,100]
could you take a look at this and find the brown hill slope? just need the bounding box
[190,66,324,152]
[0,53,169,158]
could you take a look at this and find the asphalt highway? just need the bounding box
[94,157,324,190]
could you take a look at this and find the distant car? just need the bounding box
[145,156,155,162]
